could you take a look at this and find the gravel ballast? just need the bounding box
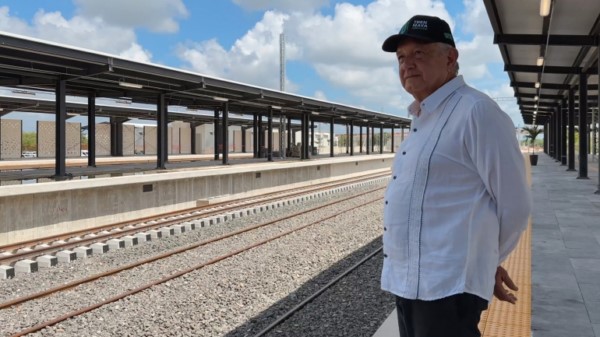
[1,181,394,337]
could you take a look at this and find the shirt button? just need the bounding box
[385,201,388,205]
[413,128,417,132]
[384,254,388,258]
[393,176,397,179]
[402,151,406,155]
[384,227,387,231]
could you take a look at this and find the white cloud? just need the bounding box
[482,83,523,127]
[119,43,153,63]
[233,0,329,12]
[460,0,494,36]
[0,6,153,62]
[177,11,296,90]
[456,35,501,81]
[74,0,188,33]
[0,6,34,34]
[313,90,328,101]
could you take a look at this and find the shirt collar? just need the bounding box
[407,75,465,118]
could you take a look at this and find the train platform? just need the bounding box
[0,152,374,183]
[0,153,394,245]
[0,153,254,182]
[373,153,600,337]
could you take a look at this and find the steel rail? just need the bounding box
[251,246,383,337]
[0,172,389,265]
[0,189,385,310]
[0,171,387,254]
[6,196,383,337]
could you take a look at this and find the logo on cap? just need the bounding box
[412,20,428,30]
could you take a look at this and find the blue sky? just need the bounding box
[0,0,523,130]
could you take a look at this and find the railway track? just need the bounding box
[0,171,389,276]
[252,246,384,337]
[2,186,385,337]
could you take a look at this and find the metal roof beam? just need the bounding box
[495,34,599,46]
[511,81,570,90]
[511,81,600,90]
[519,93,565,100]
[505,65,593,74]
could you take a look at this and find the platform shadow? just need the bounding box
[223,236,394,337]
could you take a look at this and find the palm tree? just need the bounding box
[522,125,543,154]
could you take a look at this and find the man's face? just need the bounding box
[395,39,457,101]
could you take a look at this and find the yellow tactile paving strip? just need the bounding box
[479,155,532,337]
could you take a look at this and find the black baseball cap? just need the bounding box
[382,15,455,52]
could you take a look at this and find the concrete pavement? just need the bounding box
[531,153,600,336]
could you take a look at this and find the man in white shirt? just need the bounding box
[380,15,532,337]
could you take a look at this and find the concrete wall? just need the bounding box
[144,126,157,155]
[0,119,22,159]
[96,123,111,156]
[36,121,81,158]
[0,154,393,244]
[123,124,135,156]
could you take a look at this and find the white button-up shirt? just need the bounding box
[381,76,532,302]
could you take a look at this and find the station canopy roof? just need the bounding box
[484,0,600,125]
[0,32,410,128]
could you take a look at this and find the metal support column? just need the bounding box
[330,118,334,157]
[279,115,286,159]
[592,109,597,157]
[190,122,198,154]
[561,100,567,165]
[258,115,265,158]
[87,91,96,167]
[55,79,67,179]
[568,88,576,171]
[241,127,247,153]
[391,127,395,153]
[213,109,220,160]
[544,123,549,155]
[302,113,310,159]
[596,50,600,193]
[287,117,292,153]
[552,108,560,161]
[552,113,557,157]
[310,119,315,156]
[359,126,363,153]
[578,74,589,179]
[253,114,258,158]
[555,106,561,162]
[556,108,561,161]
[300,114,306,159]
[157,94,168,169]
[345,124,349,154]
[267,107,273,162]
[349,121,354,156]
[110,117,124,157]
[366,124,370,155]
[222,102,229,165]
[380,126,384,154]
[371,126,375,153]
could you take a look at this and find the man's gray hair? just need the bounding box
[437,43,459,75]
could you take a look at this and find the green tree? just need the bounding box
[22,132,37,151]
[338,134,347,147]
[522,125,543,154]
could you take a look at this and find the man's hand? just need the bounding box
[493,266,518,304]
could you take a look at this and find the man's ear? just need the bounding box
[448,48,459,68]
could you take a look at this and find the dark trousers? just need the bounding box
[395,293,488,337]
